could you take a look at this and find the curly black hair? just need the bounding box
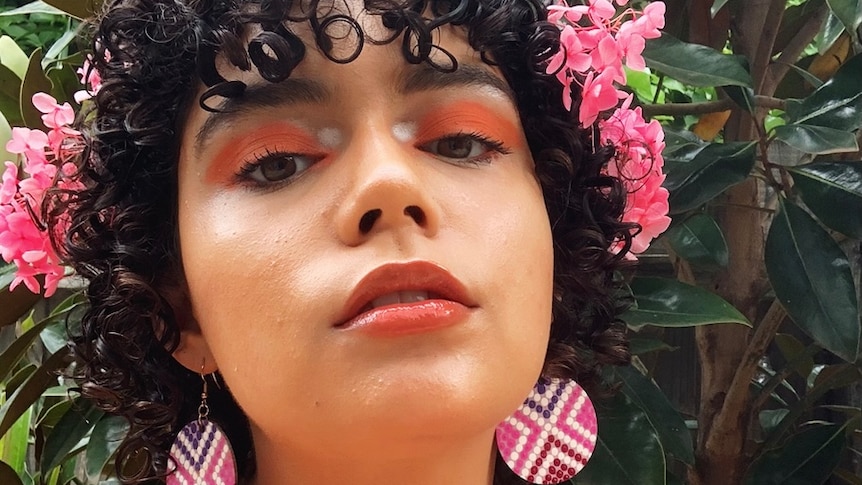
[50,0,635,483]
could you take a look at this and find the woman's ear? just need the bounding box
[164,280,219,374]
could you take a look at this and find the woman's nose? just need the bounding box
[335,129,441,247]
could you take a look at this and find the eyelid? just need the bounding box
[205,123,327,185]
[414,101,524,148]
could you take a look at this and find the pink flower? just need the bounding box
[547,25,592,76]
[75,55,105,103]
[33,93,75,129]
[1,162,18,205]
[579,70,624,126]
[7,127,49,156]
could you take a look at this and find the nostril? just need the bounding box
[359,209,382,234]
[404,205,426,225]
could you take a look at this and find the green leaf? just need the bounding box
[0,36,29,80]
[0,1,66,17]
[816,12,848,55]
[616,367,694,465]
[643,33,753,88]
[629,336,678,355]
[745,422,850,485]
[0,407,31,476]
[41,398,103,477]
[19,48,53,129]
[0,461,24,485]
[0,111,13,163]
[789,161,862,239]
[765,199,860,362]
[0,63,23,126]
[758,409,790,433]
[711,0,731,16]
[826,0,862,40]
[664,142,757,214]
[622,277,751,329]
[41,0,97,19]
[773,125,859,155]
[724,85,755,113]
[0,302,79,382]
[0,348,71,438]
[788,53,862,132]
[663,213,728,267]
[0,285,41,329]
[573,392,665,485]
[774,333,815,379]
[85,415,128,481]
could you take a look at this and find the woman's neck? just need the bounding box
[249,426,498,485]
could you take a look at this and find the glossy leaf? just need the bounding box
[0,36,29,79]
[664,142,757,214]
[623,277,750,329]
[0,63,22,126]
[573,392,665,485]
[0,348,71,438]
[663,213,729,267]
[788,53,862,132]
[19,48,53,129]
[86,415,128,481]
[0,407,31,476]
[744,423,849,485]
[711,0,731,16]
[643,34,752,88]
[616,367,694,464]
[0,1,66,16]
[724,85,755,113]
[0,112,13,171]
[41,398,103,477]
[41,0,97,19]
[789,161,862,239]
[0,285,41,329]
[826,0,862,40]
[773,124,859,155]
[816,11,847,55]
[0,461,24,485]
[774,334,815,379]
[0,314,65,382]
[629,336,678,355]
[765,199,860,362]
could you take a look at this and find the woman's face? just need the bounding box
[174,14,554,461]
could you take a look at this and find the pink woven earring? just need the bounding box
[167,373,237,485]
[495,378,597,484]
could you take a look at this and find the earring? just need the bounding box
[495,378,597,485]
[167,372,238,485]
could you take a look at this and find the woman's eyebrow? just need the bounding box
[194,78,330,151]
[193,63,514,152]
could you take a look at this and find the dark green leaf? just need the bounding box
[37,400,72,429]
[0,299,81,382]
[616,367,694,464]
[0,347,71,437]
[789,161,862,239]
[765,199,860,362]
[788,53,862,131]
[774,334,815,379]
[773,125,859,155]
[759,409,790,433]
[724,85,755,113]
[1,407,32,476]
[85,415,128,481]
[0,63,23,125]
[573,393,666,485]
[664,142,757,214]
[19,48,53,129]
[623,277,750,329]
[41,398,103,477]
[816,12,848,55]
[41,0,97,19]
[826,0,862,39]
[0,461,24,485]
[0,285,40,329]
[745,423,850,485]
[629,336,678,355]
[663,213,729,267]
[786,63,824,89]
[0,1,66,16]
[643,33,753,88]
[711,0,730,16]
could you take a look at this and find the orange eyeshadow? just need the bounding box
[205,123,327,185]
[414,101,524,149]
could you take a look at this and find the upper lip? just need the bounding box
[335,261,477,327]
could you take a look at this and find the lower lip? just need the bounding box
[339,300,470,337]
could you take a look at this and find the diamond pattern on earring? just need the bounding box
[167,420,237,485]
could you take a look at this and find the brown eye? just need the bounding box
[242,152,317,185]
[420,135,488,161]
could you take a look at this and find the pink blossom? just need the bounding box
[579,70,625,126]
[7,127,49,156]
[74,55,104,103]
[1,162,18,205]
[33,93,75,129]
[547,25,592,76]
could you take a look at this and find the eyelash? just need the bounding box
[233,131,513,190]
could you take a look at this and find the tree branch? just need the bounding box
[762,3,830,96]
[642,96,786,117]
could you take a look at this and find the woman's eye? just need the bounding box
[239,151,318,186]
[419,133,509,164]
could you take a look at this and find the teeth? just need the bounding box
[370,291,431,309]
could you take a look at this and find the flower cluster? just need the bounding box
[547,0,670,257]
[0,94,84,296]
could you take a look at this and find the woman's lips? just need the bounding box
[336,261,477,336]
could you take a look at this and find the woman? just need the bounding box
[2,0,668,483]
